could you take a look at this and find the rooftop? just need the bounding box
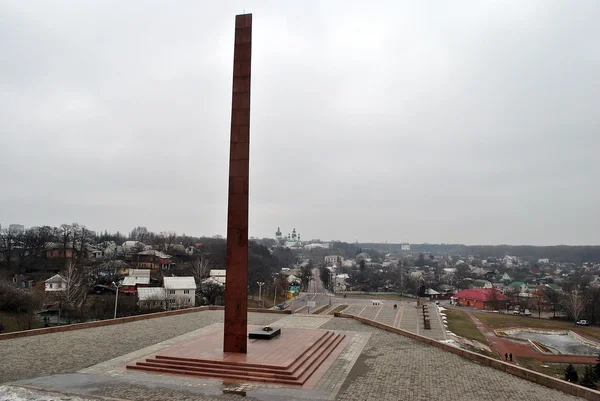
[163,276,196,290]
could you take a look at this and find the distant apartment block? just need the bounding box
[324,255,343,266]
[8,224,25,234]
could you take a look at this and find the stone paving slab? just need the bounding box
[343,305,364,315]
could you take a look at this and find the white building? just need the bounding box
[137,287,167,310]
[163,277,196,307]
[335,274,349,291]
[208,270,226,285]
[304,243,330,250]
[45,274,66,292]
[401,241,410,251]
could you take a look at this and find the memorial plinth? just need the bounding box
[127,326,347,387]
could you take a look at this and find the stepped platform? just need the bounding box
[126,325,347,387]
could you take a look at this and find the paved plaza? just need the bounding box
[342,301,447,341]
[0,310,585,400]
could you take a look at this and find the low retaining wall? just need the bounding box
[0,306,291,341]
[336,312,600,401]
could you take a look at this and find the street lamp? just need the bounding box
[257,282,265,308]
[112,281,122,319]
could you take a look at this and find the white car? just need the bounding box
[576,320,590,326]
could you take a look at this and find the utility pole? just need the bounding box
[273,282,277,307]
[113,281,122,319]
[257,281,264,308]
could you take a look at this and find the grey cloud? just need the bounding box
[1,0,599,245]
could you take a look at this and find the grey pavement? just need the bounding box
[322,318,582,401]
[1,311,585,401]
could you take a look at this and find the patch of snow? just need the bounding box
[0,386,88,401]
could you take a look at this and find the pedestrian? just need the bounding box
[504,353,508,361]
[394,304,397,309]
[509,353,513,362]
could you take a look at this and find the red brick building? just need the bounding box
[46,244,74,259]
[453,288,508,309]
[132,250,173,270]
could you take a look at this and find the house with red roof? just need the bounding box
[453,288,508,310]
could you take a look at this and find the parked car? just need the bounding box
[576,320,590,326]
[512,309,520,315]
[522,309,532,316]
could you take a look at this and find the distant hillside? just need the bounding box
[358,243,600,264]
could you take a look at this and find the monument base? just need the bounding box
[126,326,347,387]
[248,327,281,340]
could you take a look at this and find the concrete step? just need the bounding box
[127,330,345,386]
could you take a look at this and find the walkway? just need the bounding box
[468,312,598,364]
[342,301,447,341]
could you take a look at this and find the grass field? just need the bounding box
[328,305,348,315]
[516,356,588,379]
[474,312,600,341]
[443,309,488,344]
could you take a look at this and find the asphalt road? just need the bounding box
[287,268,332,312]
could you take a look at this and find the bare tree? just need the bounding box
[130,226,149,243]
[188,254,211,284]
[542,287,562,319]
[156,231,177,253]
[0,227,17,265]
[59,224,74,260]
[57,260,87,323]
[563,290,585,324]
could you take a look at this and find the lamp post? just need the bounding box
[257,281,265,308]
[113,281,122,319]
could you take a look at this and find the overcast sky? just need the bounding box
[1,1,599,245]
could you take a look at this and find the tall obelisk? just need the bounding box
[223,13,252,353]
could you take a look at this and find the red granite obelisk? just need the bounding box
[223,13,252,353]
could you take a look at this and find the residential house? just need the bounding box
[121,269,151,294]
[45,274,67,292]
[507,281,527,294]
[85,245,103,259]
[163,277,196,308]
[501,273,512,282]
[424,288,440,299]
[137,287,167,310]
[133,250,173,270]
[46,243,74,259]
[206,270,226,285]
[472,279,493,289]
